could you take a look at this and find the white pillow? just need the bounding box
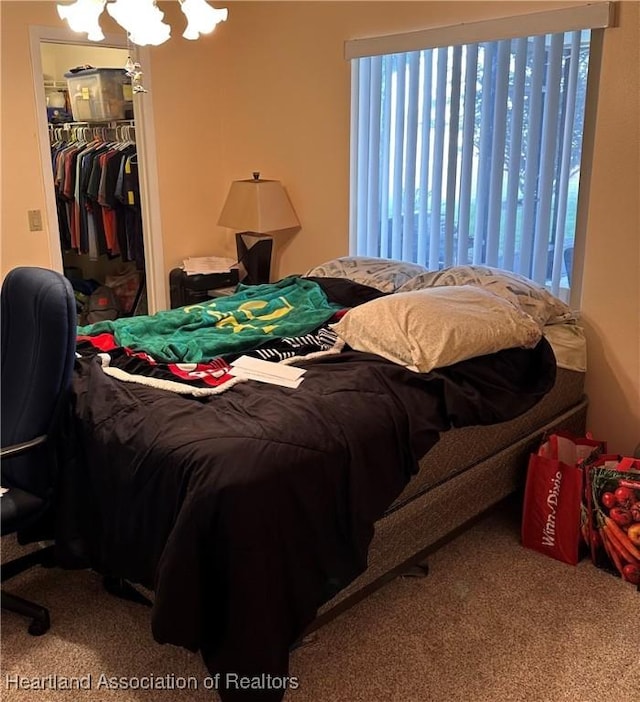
[543,323,587,373]
[396,265,573,328]
[330,285,542,373]
[304,256,428,293]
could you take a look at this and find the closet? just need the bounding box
[42,42,147,322]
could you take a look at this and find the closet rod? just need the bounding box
[57,119,135,128]
[49,123,136,143]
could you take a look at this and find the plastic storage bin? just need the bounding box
[65,68,132,122]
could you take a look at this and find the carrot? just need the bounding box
[600,528,625,576]
[603,524,638,565]
[604,515,640,560]
[580,519,590,546]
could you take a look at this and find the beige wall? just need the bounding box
[1,1,638,454]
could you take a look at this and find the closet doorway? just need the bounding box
[29,25,166,314]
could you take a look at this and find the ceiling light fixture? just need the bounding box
[56,0,228,47]
[57,0,106,42]
[180,0,228,40]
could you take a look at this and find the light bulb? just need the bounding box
[106,0,171,46]
[180,0,228,40]
[57,0,106,42]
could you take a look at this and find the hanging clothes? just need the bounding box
[117,152,145,269]
[50,124,143,267]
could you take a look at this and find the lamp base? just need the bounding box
[236,232,273,285]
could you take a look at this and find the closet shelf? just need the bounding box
[44,80,68,90]
[51,119,135,128]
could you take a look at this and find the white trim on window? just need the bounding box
[344,2,614,60]
[568,29,604,310]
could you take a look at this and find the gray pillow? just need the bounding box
[304,256,428,293]
[397,265,573,328]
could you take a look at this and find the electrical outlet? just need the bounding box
[28,209,43,232]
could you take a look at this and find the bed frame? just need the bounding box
[311,367,587,630]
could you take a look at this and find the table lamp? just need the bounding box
[217,173,300,285]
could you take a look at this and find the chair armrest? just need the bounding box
[0,434,47,459]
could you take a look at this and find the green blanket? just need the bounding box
[78,276,342,363]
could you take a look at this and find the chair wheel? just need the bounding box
[28,616,50,636]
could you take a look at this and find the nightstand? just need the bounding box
[169,267,239,308]
[207,286,238,298]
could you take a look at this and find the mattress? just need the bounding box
[389,366,586,512]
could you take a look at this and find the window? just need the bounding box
[348,5,612,301]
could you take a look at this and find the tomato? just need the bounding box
[615,486,636,509]
[622,563,640,585]
[609,508,632,527]
[609,507,631,527]
[601,492,617,509]
[631,502,640,522]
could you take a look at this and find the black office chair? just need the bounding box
[1,266,77,635]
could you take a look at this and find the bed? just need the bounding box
[55,259,587,701]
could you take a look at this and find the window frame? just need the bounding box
[346,2,613,309]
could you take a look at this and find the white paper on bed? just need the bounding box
[230,355,306,388]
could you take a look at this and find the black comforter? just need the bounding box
[57,279,556,701]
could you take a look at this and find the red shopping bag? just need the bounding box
[521,432,605,565]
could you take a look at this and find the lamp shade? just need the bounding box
[218,177,300,233]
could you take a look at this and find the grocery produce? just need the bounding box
[588,461,640,585]
[622,563,640,585]
[627,522,640,548]
[609,507,632,527]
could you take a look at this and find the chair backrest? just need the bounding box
[1,267,77,497]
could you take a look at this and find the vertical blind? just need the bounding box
[350,29,593,298]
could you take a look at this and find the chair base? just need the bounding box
[1,544,55,635]
[1,544,55,582]
[1,590,50,635]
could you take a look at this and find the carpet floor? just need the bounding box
[2,503,639,702]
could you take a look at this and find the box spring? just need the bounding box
[314,367,587,624]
